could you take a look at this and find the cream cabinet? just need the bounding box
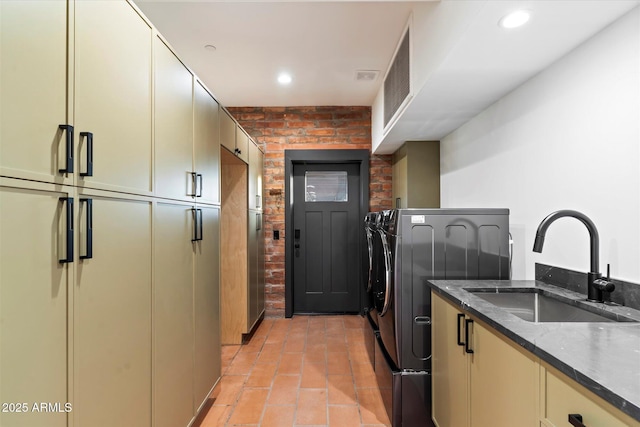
[0,178,71,427]
[194,81,221,205]
[431,292,539,427]
[392,141,440,208]
[248,141,264,210]
[154,37,195,202]
[540,363,639,427]
[0,1,71,186]
[248,211,265,329]
[220,108,249,164]
[235,127,250,164]
[74,0,153,194]
[74,190,153,427]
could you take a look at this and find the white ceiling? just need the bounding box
[134,0,639,152]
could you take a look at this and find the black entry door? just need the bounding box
[292,163,361,313]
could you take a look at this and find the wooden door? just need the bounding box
[74,191,152,427]
[431,292,469,427]
[154,201,195,427]
[292,163,361,313]
[74,0,152,194]
[0,179,70,427]
[0,1,71,185]
[194,205,221,407]
[194,81,220,205]
[154,37,194,201]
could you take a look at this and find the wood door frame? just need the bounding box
[284,149,370,318]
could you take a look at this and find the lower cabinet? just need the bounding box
[74,190,153,427]
[0,179,71,427]
[540,363,639,427]
[248,210,265,329]
[154,202,221,426]
[431,291,538,427]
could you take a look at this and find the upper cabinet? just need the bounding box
[248,141,264,211]
[154,36,194,202]
[392,140,440,208]
[0,1,71,186]
[74,0,153,194]
[194,81,221,205]
[220,108,249,164]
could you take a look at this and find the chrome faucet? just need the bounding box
[532,210,614,302]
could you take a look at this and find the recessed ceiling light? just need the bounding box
[204,44,217,52]
[499,10,531,29]
[277,73,292,85]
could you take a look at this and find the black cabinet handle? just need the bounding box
[192,208,203,241]
[457,313,465,346]
[256,194,261,208]
[79,132,93,177]
[256,213,261,231]
[59,197,74,263]
[80,198,93,259]
[568,414,586,427]
[464,318,474,354]
[189,172,197,197]
[58,124,74,174]
[197,174,203,197]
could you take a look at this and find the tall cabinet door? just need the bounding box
[194,81,220,205]
[74,1,153,194]
[194,205,221,407]
[248,142,263,210]
[256,212,265,317]
[219,108,236,154]
[0,1,71,185]
[74,192,152,427]
[154,37,194,201]
[0,179,70,427]
[154,201,195,427]
[248,212,259,328]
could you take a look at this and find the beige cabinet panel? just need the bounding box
[220,108,236,154]
[469,319,538,427]
[0,1,71,185]
[432,292,468,427]
[248,142,263,210]
[0,180,70,427]
[542,363,638,427]
[194,81,220,205]
[248,211,259,328]
[74,0,152,194]
[235,127,249,164]
[256,212,265,319]
[154,201,195,427]
[155,37,194,201]
[74,193,152,427]
[194,205,221,407]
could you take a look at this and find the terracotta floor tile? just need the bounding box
[227,388,269,425]
[245,362,277,388]
[256,342,283,364]
[284,333,306,352]
[357,388,390,425]
[211,375,246,406]
[327,352,351,375]
[352,362,377,388]
[344,316,364,329]
[329,405,361,426]
[267,374,300,405]
[261,404,296,427]
[225,351,259,375]
[195,404,231,427]
[327,374,357,405]
[278,352,303,375]
[300,360,327,388]
[265,331,287,344]
[295,389,327,425]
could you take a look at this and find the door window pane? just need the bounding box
[305,171,348,202]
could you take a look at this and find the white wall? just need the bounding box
[440,7,640,283]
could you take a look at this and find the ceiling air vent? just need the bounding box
[383,27,411,128]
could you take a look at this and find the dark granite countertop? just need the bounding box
[426,279,640,422]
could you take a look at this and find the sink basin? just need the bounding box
[465,288,637,323]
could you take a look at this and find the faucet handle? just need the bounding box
[593,264,615,293]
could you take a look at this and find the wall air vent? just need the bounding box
[383,26,411,129]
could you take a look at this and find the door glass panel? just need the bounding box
[305,171,348,202]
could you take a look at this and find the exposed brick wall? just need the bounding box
[227,106,393,317]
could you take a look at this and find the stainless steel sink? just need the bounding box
[465,288,637,323]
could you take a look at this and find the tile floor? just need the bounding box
[193,315,391,427]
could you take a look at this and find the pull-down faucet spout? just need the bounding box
[532,210,614,302]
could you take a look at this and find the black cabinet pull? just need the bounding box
[58,124,74,174]
[256,194,261,208]
[192,208,203,241]
[457,313,465,346]
[197,174,203,197]
[464,318,474,354]
[568,414,586,427]
[256,213,261,231]
[59,197,74,263]
[79,132,93,177]
[80,198,93,259]
[189,172,197,197]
